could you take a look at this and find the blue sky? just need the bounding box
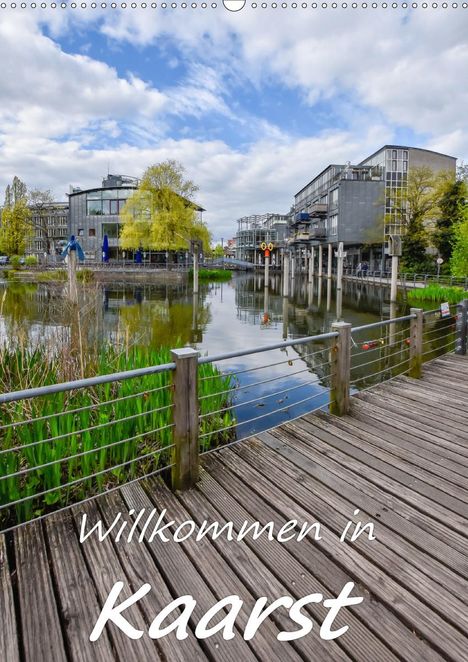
[0,7,467,240]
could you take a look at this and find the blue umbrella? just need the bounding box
[135,248,143,264]
[102,234,109,262]
[61,235,85,262]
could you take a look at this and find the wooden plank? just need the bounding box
[215,441,468,661]
[315,410,468,482]
[202,450,452,661]
[0,535,20,662]
[353,392,468,447]
[15,521,67,662]
[305,409,468,501]
[368,383,468,427]
[395,375,468,403]
[293,415,468,518]
[240,435,468,604]
[350,398,468,459]
[119,481,258,662]
[195,459,411,662]
[242,435,468,582]
[380,381,468,418]
[75,500,163,660]
[44,511,116,662]
[147,478,303,662]
[262,422,468,552]
[82,494,205,662]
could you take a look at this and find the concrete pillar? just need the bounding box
[318,244,323,277]
[282,252,289,297]
[308,247,314,283]
[390,255,399,302]
[327,243,332,279]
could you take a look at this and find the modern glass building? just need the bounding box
[68,175,139,260]
[68,174,205,262]
[292,146,456,270]
[235,213,289,264]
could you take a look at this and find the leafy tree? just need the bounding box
[450,206,468,277]
[211,244,224,258]
[0,177,32,256]
[433,178,468,263]
[389,167,439,271]
[27,189,55,255]
[120,160,211,254]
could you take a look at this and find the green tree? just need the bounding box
[0,177,32,256]
[28,189,55,255]
[450,207,468,277]
[433,178,468,263]
[212,244,224,258]
[120,160,211,254]
[390,167,439,271]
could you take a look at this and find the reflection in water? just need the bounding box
[0,275,454,437]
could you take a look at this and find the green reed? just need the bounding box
[407,285,466,304]
[0,344,235,526]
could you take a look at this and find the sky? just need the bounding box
[0,5,467,242]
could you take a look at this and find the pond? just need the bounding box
[0,273,454,440]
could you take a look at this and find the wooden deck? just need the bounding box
[1,354,467,661]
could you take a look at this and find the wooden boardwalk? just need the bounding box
[1,354,467,661]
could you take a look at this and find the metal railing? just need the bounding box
[1,299,466,533]
[341,268,468,289]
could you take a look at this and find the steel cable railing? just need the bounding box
[1,302,466,533]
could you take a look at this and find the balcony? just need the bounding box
[309,226,327,239]
[308,203,328,216]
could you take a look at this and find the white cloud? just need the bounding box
[0,7,467,246]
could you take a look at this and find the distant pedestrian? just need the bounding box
[357,262,362,277]
[362,262,369,277]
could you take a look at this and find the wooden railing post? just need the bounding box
[409,308,424,378]
[455,299,468,356]
[330,322,351,416]
[170,347,199,490]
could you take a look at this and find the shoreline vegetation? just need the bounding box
[189,268,232,281]
[0,339,235,527]
[407,284,467,304]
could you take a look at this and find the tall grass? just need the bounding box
[189,268,232,281]
[407,284,466,304]
[0,342,235,527]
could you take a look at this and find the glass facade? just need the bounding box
[86,188,134,216]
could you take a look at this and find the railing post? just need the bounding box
[330,322,351,416]
[455,299,468,356]
[409,308,424,378]
[170,347,199,490]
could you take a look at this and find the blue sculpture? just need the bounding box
[61,235,85,262]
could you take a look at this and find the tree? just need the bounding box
[0,177,32,256]
[120,161,211,254]
[212,244,225,258]
[28,189,55,255]
[450,215,468,277]
[389,167,439,271]
[433,177,468,263]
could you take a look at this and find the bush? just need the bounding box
[9,255,22,269]
[24,255,38,267]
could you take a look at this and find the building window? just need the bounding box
[102,223,120,239]
[403,150,408,159]
[329,216,338,235]
[392,150,397,159]
[89,228,96,237]
[403,161,408,172]
[392,160,397,171]
[78,229,84,237]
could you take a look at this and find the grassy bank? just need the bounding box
[407,284,467,304]
[0,343,235,526]
[189,268,232,281]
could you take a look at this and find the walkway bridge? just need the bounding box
[1,304,467,661]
